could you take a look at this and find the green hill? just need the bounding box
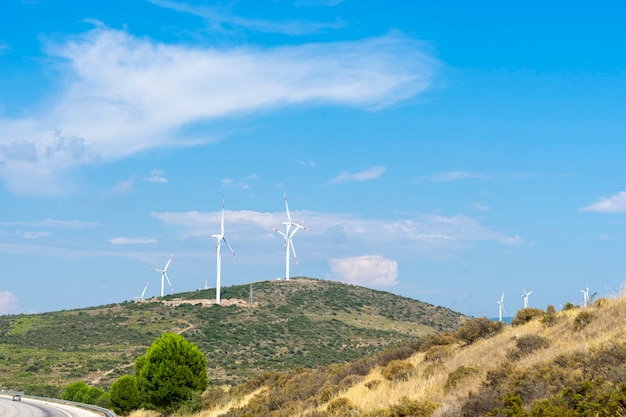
[0,277,465,396]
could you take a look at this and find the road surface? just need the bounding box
[0,396,103,417]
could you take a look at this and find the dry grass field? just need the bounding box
[179,291,626,417]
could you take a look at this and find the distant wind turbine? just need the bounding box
[212,197,236,305]
[581,285,590,308]
[131,282,149,301]
[497,290,506,322]
[272,192,308,280]
[151,255,174,297]
[522,288,533,309]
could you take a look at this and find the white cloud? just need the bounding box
[580,191,626,213]
[221,174,259,189]
[414,171,492,183]
[108,237,157,245]
[146,169,167,184]
[471,202,490,212]
[328,255,398,287]
[16,230,50,239]
[0,291,19,315]
[152,209,522,258]
[0,28,435,195]
[329,166,386,185]
[149,0,344,35]
[0,219,101,228]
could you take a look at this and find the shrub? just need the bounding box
[384,397,438,417]
[382,360,415,382]
[326,397,357,416]
[511,308,545,326]
[594,297,609,308]
[454,317,503,345]
[506,334,550,361]
[445,366,480,391]
[573,310,593,331]
[562,302,576,311]
[424,345,453,363]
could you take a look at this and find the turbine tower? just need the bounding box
[581,285,590,308]
[212,197,236,305]
[151,254,174,297]
[522,288,533,309]
[272,192,308,280]
[497,290,506,322]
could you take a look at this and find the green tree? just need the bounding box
[135,332,208,411]
[62,381,89,402]
[110,375,140,414]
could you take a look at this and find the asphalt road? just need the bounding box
[0,396,103,417]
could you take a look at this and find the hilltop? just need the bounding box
[0,277,465,396]
[193,292,626,416]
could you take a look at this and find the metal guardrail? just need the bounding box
[18,394,116,417]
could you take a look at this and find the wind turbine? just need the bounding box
[522,288,533,309]
[151,254,174,297]
[212,197,236,305]
[581,285,590,308]
[497,290,506,322]
[272,192,308,280]
[131,282,149,301]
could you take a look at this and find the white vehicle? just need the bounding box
[12,394,21,401]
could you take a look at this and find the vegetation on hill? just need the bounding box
[0,278,464,396]
[187,293,626,416]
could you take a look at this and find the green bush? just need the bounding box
[110,375,140,414]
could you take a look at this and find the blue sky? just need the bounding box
[1,0,625,317]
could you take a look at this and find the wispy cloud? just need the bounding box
[103,169,168,197]
[146,169,168,184]
[151,209,522,259]
[471,202,490,212]
[221,174,259,189]
[580,191,626,213]
[108,237,157,245]
[0,28,437,195]
[414,171,492,183]
[0,219,101,228]
[0,42,9,55]
[328,166,386,185]
[0,291,19,315]
[328,255,398,287]
[16,231,50,239]
[149,0,344,35]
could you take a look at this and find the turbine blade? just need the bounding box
[221,197,225,235]
[223,238,236,256]
[165,272,173,292]
[164,254,173,271]
[284,192,292,223]
[290,240,299,265]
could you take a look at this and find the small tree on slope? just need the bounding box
[135,332,208,412]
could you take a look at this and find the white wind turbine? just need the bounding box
[212,197,236,305]
[522,288,533,309]
[151,255,174,297]
[497,290,506,322]
[131,282,149,301]
[272,192,308,280]
[581,285,590,308]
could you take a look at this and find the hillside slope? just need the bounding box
[0,277,464,395]
[198,293,626,416]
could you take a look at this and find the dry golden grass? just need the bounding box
[194,294,626,417]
